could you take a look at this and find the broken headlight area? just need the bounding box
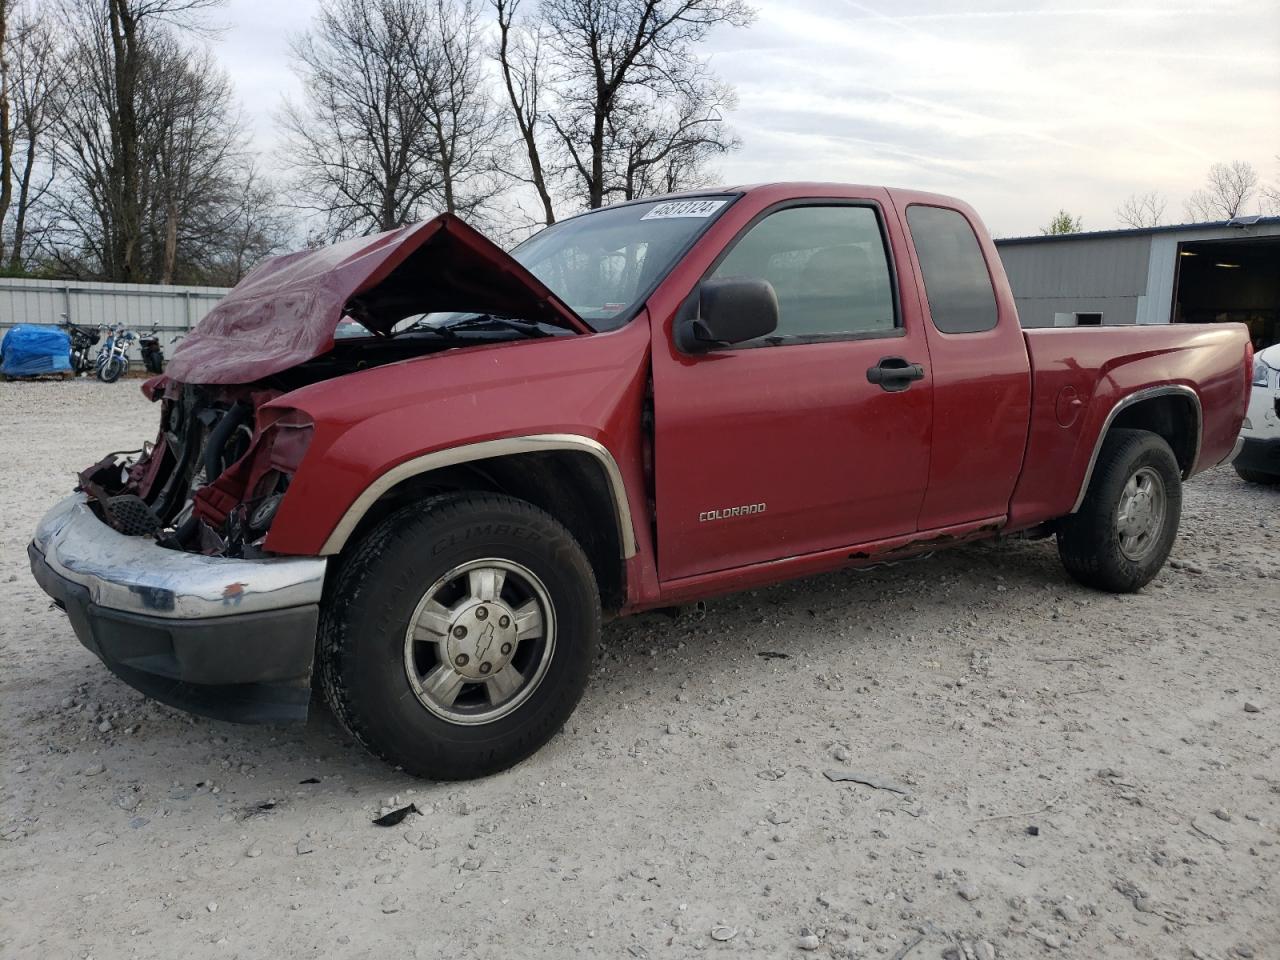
[78,379,313,558]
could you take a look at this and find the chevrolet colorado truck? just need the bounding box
[29,183,1252,778]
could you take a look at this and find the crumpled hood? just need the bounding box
[165,214,590,385]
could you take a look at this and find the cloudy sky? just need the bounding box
[218,0,1280,237]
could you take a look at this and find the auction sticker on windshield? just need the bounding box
[640,199,728,220]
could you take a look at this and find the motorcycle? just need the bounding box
[60,316,102,376]
[139,327,166,374]
[96,325,136,383]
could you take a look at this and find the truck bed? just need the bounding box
[1008,323,1250,529]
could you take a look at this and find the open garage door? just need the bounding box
[1173,237,1280,349]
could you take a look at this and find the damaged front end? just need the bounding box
[30,374,328,723]
[78,378,313,558]
[29,213,589,723]
[72,212,588,560]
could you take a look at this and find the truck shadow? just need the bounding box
[311,535,1061,762]
[45,533,1073,803]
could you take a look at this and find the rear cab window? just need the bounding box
[905,205,999,334]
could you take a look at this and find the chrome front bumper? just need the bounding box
[32,493,327,619]
[30,494,329,723]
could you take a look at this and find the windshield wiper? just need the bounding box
[415,313,550,339]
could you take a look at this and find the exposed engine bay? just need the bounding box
[80,380,300,558]
[76,320,550,558]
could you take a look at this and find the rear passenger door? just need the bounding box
[651,198,935,582]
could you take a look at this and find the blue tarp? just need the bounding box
[1,324,72,377]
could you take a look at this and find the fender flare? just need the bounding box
[1069,384,1202,514]
[319,434,638,558]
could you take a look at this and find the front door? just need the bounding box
[651,200,935,582]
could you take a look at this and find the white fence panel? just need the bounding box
[0,278,231,338]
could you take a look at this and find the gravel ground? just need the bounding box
[1,378,1277,960]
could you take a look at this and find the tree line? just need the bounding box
[1044,158,1280,235]
[0,0,752,284]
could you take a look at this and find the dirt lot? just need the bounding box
[1,378,1277,960]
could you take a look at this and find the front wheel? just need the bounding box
[318,492,600,779]
[98,356,127,383]
[1057,428,1182,593]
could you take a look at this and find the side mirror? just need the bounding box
[676,277,779,353]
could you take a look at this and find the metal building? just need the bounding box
[995,216,1280,348]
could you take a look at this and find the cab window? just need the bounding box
[710,204,897,345]
[905,204,999,334]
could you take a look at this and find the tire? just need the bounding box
[98,356,126,383]
[318,492,600,779]
[1234,463,1280,485]
[1057,428,1182,593]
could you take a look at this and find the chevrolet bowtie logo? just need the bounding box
[475,622,496,661]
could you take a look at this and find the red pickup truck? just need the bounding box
[30,183,1251,778]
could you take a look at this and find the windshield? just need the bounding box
[510,197,734,330]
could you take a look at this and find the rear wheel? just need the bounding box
[318,492,600,779]
[1057,428,1182,593]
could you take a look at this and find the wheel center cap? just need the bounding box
[446,602,518,679]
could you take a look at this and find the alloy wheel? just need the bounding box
[402,558,555,725]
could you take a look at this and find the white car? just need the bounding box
[1236,344,1280,485]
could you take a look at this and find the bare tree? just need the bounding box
[138,40,248,282]
[283,0,501,239]
[99,0,223,279]
[47,5,134,275]
[411,0,503,218]
[281,0,437,239]
[1184,160,1259,221]
[44,0,229,280]
[0,0,13,258]
[203,165,293,285]
[538,0,753,211]
[48,2,283,283]
[1,1,62,270]
[614,66,737,201]
[1115,191,1166,229]
[492,0,556,225]
[1261,156,1280,215]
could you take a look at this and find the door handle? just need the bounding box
[866,357,925,392]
